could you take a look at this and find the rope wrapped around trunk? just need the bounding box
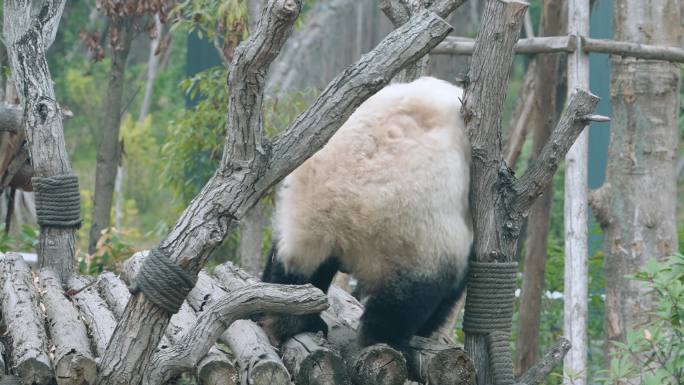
[32,174,82,228]
[462,261,518,385]
[129,249,197,314]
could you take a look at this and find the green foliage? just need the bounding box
[171,0,248,41]
[598,253,684,385]
[162,65,318,204]
[0,224,38,252]
[78,228,135,275]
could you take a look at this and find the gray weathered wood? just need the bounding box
[96,271,132,319]
[434,35,574,54]
[517,337,571,385]
[145,284,326,385]
[351,345,407,385]
[582,36,684,62]
[225,320,292,385]
[67,275,118,357]
[407,337,475,385]
[96,1,453,383]
[281,332,349,385]
[3,0,75,283]
[0,253,53,384]
[459,3,528,384]
[38,269,97,385]
[197,349,239,385]
[120,252,239,379]
[563,2,590,383]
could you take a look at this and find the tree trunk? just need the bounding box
[590,0,681,377]
[89,18,134,253]
[563,0,590,383]
[515,0,566,375]
[3,0,76,283]
[238,201,266,276]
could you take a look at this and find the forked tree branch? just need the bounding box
[96,1,454,383]
[516,337,571,385]
[513,89,600,213]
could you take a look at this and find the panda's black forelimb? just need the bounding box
[258,246,339,344]
[359,266,468,350]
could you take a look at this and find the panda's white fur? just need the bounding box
[274,77,472,294]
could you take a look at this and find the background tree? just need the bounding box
[589,0,681,376]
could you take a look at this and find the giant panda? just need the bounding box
[260,76,473,350]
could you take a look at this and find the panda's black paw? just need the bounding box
[257,313,328,347]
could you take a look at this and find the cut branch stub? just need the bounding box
[513,89,600,214]
[516,337,571,385]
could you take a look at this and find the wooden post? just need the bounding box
[3,0,76,283]
[563,0,589,383]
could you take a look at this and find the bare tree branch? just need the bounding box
[516,337,571,385]
[144,284,327,385]
[3,0,75,282]
[513,89,600,214]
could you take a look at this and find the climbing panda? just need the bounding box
[261,77,473,350]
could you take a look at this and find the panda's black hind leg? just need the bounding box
[258,246,339,345]
[359,271,450,350]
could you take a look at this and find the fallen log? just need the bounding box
[224,320,291,385]
[67,275,118,357]
[215,263,407,385]
[147,284,326,385]
[0,253,53,384]
[96,271,172,350]
[197,348,239,385]
[281,332,350,385]
[38,269,97,385]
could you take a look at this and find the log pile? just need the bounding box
[0,251,474,385]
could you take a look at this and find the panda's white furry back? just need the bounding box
[275,77,472,292]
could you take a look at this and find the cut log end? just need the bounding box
[16,359,53,385]
[351,344,407,385]
[247,360,291,385]
[54,353,98,385]
[427,348,476,385]
[197,353,238,385]
[295,349,348,385]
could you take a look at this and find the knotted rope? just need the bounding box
[130,249,196,314]
[463,261,518,385]
[32,174,81,228]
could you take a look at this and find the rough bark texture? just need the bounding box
[145,284,327,385]
[225,320,292,385]
[38,269,97,385]
[407,337,475,385]
[0,253,53,384]
[516,0,566,375]
[590,0,681,377]
[281,332,350,385]
[197,349,238,385]
[67,275,118,357]
[95,2,452,383]
[459,0,602,383]
[3,0,75,283]
[89,17,135,253]
[516,337,571,385]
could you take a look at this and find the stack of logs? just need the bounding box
[0,251,475,385]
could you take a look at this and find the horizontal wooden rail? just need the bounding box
[433,34,684,63]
